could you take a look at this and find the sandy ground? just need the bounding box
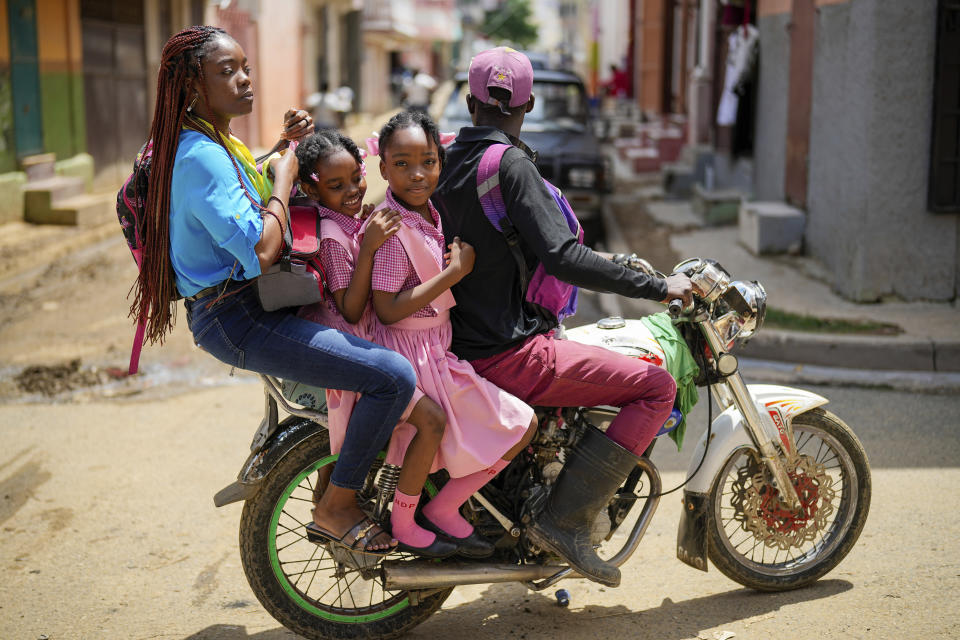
[0,191,957,638]
[1,384,958,639]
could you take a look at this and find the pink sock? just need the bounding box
[422,458,510,538]
[391,490,435,548]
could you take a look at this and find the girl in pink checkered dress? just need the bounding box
[295,130,458,558]
[364,111,538,558]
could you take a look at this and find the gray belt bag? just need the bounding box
[255,202,327,312]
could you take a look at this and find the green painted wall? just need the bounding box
[0,71,15,172]
[69,67,84,153]
[39,70,84,159]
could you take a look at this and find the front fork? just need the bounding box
[699,321,801,510]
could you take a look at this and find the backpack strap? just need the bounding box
[393,222,455,313]
[318,217,358,260]
[477,143,529,293]
[128,318,146,375]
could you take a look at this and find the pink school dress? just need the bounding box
[297,202,423,459]
[366,190,533,478]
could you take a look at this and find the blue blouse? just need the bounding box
[169,129,264,297]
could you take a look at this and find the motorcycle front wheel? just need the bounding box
[238,425,452,640]
[707,408,871,591]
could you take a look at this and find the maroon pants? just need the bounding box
[470,333,677,455]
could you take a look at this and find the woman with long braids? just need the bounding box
[131,26,418,554]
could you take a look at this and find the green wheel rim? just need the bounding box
[267,453,437,623]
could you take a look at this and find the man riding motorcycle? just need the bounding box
[434,47,693,587]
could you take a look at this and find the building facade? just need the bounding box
[0,0,86,174]
[753,0,957,302]
[0,0,371,212]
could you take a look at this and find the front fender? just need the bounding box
[683,383,829,494]
[213,416,326,507]
[675,384,829,570]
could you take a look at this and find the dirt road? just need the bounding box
[1,382,958,639]
[1,220,958,639]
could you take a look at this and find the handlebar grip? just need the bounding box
[668,298,683,318]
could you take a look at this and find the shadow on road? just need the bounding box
[181,625,295,639]
[419,578,853,639]
[174,579,852,639]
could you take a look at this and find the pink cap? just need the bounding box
[468,47,534,110]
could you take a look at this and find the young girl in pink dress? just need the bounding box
[365,111,538,557]
[296,130,457,558]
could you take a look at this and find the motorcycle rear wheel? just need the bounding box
[239,427,452,640]
[706,408,871,591]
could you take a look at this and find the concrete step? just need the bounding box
[645,200,703,230]
[739,201,806,255]
[691,183,743,225]
[623,146,660,173]
[21,152,56,182]
[37,192,116,226]
[662,162,696,199]
[23,176,87,223]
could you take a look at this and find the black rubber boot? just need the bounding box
[526,425,641,587]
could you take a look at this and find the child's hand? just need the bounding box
[360,209,402,254]
[444,237,475,280]
[357,203,377,220]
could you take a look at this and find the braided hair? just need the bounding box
[130,26,240,345]
[295,129,364,186]
[377,110,446,164]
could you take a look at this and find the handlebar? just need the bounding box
[668,298,683,318]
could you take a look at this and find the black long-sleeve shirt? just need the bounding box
[434,126,667,361]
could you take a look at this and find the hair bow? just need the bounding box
[439,132,456,146]
[358,148,368,176]
[365,133,380,157]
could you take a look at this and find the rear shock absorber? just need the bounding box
[375,463,401,522]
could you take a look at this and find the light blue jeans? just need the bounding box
[185,282,416,490]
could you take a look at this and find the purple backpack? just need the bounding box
[477,143,582,321]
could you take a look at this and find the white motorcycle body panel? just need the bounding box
[683,384,829,493]
[563,319,666,367]
[564,318,829,494]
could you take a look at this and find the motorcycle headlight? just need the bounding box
[729,280,767,340]
[568,167,597,189]
[672,258,731,304]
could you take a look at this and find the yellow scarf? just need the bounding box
[185,115,273,204]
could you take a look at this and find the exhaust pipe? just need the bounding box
[382,560,573,590]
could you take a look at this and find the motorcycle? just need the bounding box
[212,257,872,640]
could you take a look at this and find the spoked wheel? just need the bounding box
[707,408,871,591]
[239,429,451,640]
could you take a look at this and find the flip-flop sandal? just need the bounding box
[305,516,397,557]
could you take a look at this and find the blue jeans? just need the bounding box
[185,283,416,491]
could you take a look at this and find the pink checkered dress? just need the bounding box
[367,189,533,478]
[295,201,417,457]
[297,203,369,336]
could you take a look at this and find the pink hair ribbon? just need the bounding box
[365,134,380,157]
[439,131,456,146]
[358,148,368,176]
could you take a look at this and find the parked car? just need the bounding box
[438,69,612,244]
